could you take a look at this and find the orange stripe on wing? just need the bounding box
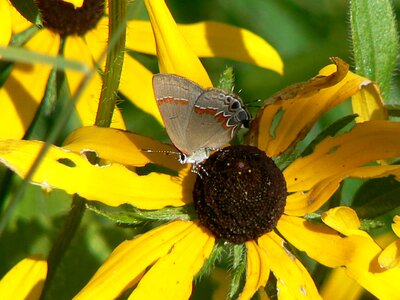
[194,105,219,116]
[157,97,189,105]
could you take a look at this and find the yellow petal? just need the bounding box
[249,58,371,157]
[344,243,400,299]
[63,0,84,8]
[0,0,11,46]
[83,17,108,63]
[127,20,283,74]
[278,215,400,299]
[10,3,32,33]
[285,164,400,216]
[277,215,363,267]
[75,221,196,299]
[285,121,400,192]
[320,268,364,300]
[378,240,400,269]
[0,139,191,208]
[130,222,215,300]
[239,241,270,300]
[351,81,387,122]
[0,257,47,300]
[321,207,370,238]
[392,215,400,237]
[144,0,211,87]
[63,36,126,129]
[119,54,163,124]
[63,126,181,171]
[257,231,321,299]
[0,30,59,139]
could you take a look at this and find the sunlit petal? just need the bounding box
[392,215,400,237]
[239,241,270,300]
[0,139,191,208]
[0,0,11,46]
[75,221,196,299]
[351,81,387,122]
[126,20,283,74]
[0,30,59,139]
[83,17,108,63]
[321,207,371,238]
[278,214,364,267]
[285,121,400,191]
[249,58,374,157]
[0,257,47,300]
[119,54,162,123]
[378,216,400,269]
[258,232,321,299]
[278,215,400,299]
[63,0,84,8]
[63,126,181,171]
[378,240,400,269]
[10,3,31,33]
[320,268,363,300]
[63,36,126,129]
[144,0,211,87]
[130,222,214,300]
[285,164,400,216]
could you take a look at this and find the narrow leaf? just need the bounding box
[349,0,399,101]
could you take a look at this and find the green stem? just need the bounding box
[40,195,86,299]
[95,0,127,127]
[40,0,128,297]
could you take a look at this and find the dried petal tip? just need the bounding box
[193,145,287,243]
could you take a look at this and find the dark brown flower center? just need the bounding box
[193,145,287,244]
[36,0,105,36]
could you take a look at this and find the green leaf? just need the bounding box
[228,243,247,300]
[353,176,400,218]
[196,242,225,279]
[0,46,89,73]
[86,201,196,226]
[349,0,399,101]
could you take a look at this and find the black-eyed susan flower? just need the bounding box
[0,0,281,139]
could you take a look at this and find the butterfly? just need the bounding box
[152,74,250,165]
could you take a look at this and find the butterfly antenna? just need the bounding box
[142,149,181,158]
[246,99,263,108]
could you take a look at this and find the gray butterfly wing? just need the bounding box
[185,88,249,153]
[152,74,204,155]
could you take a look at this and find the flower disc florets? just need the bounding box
[193,145,287,244]
[36,0,104,36]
